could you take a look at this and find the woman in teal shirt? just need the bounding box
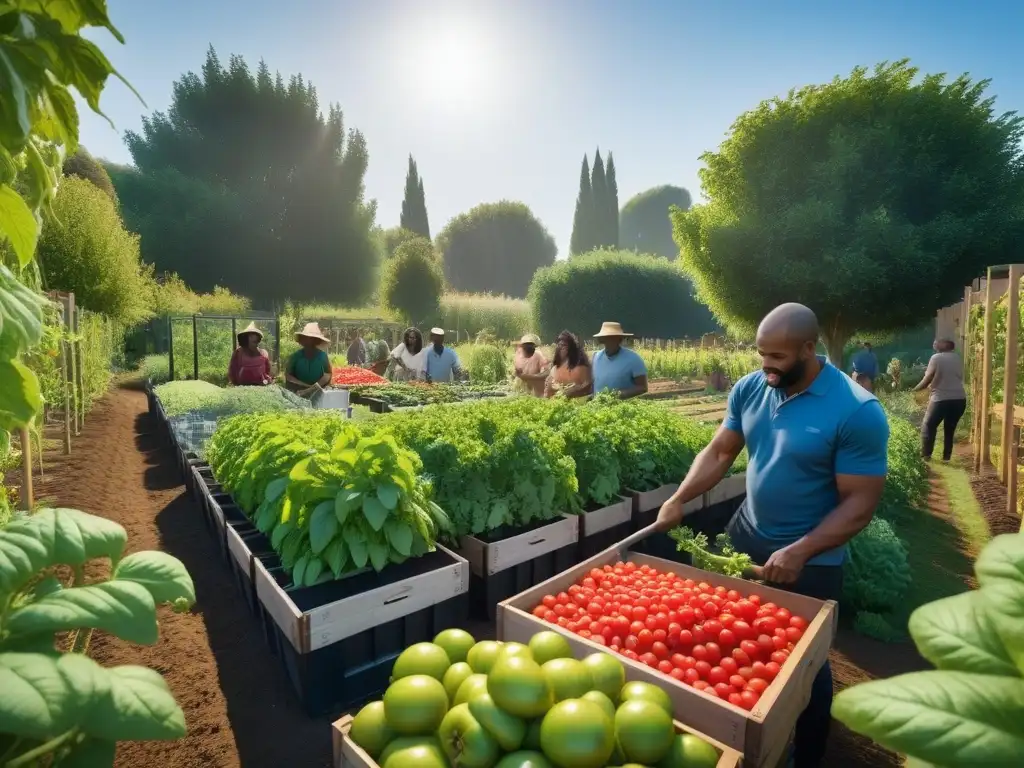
[286,322,333,395]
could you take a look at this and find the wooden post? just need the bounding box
[978,270,996,470]
[1010,425,1020,520]
[18,427,33,510]
[167,315,176,381]
[1002,265,1022,483]
[73,307,85,433]
[961,285,972,358]
[192,314,199,380]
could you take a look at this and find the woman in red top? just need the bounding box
[228,323,272,386]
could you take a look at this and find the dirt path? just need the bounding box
[32,385,332,768]
[23,385,985,768]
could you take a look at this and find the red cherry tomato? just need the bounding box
[684,668,701,685]
[747,677,769,694]
[740,690,760,710]
[713,682,734,699]
[790,615,809,631]
[786,626,804,644]
[770,650,789,665]
[695,660,712,679]
[707,666,729,686]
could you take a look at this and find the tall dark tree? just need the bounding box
[591,149,608,246]
[569,154,592,256]
[605,152,619,248]
[114,46,379,305]
[400,155,431,238]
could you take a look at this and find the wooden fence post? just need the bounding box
[1002,265,1022,483]
[73,306,84,434]
[979,270,996,470]
[1010,425,1020,520]
[18,427,33,510]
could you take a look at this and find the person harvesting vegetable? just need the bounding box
[656,302,889,768]
[285,322,333,396]
[591,322,648,399]
[422,327,464,383]
[544,331,592,399]
[514,333,550,396]
[390,327,426,382]
[227,322,272,386]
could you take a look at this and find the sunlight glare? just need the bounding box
[413,25,491,107]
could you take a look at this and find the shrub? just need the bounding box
[151,273,251,316]
[37,176,154,324]
[381,226,424,258]
[63,145,118,204]
[528,250,718,340]
[436,201,557,298]
[619,185,692,259]
[457,343,509,384]
[381,238,444,326]
[440,292,530,342]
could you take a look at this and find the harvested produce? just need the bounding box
[350,382,510,408]
[348,628,722,768]
[530,561,810,709]
[332,366,389,387]
[668,528,755,578]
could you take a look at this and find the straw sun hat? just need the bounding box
[295,322,330,344]
[236,322,264,346]
[593,322,633,338]
[518,334,542,346]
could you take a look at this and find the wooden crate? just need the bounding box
[708,472,747,506]
[330,713,742,768]
[628,482,682,514]
[579,496,632,538]
[457,515,579,577]
[497,546,836,768]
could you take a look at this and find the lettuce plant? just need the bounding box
[0,508,195,766]
[832,533,1024,765]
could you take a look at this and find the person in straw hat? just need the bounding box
[423,327,464,383]
[513,333,550,397]
[591,321,648,399]
[285,322,333,396]
[228,322,273,386]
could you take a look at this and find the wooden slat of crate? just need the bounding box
[580,496,632,536]
[630,482,685,512]
[497,548,835,768]
[254,546,470,653]
[331,714,742,768]
[226,523,253,584]
[457,515,579,577]
[706,472,747,506]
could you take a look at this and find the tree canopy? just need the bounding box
[400,156,430,239]
[569,149,619,255]
[436,200,557,298]
[38,177,154,324]
[63,146,118,204]
[620,185,692,259]
[673,60,1024,365]
[528,250,718,341]
[113,47,380,306]
[380,237,443,326]
[381,226,423,258]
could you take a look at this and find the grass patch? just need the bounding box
[931,462,990,557]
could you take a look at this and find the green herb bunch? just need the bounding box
[668,527,755,578]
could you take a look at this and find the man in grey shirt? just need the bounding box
[913,339,967,461]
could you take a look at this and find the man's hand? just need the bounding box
[655,498,684,532]
[761,543,810,585]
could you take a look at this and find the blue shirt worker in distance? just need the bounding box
[591,321,648,398]
[655,302,889,768]
[850,340,878,392]
[422,327,464,383]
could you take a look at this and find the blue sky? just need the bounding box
[81,0,1024,260]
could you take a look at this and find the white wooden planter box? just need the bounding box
[707,472,747,506]
[579,495,632,537]
[456,515,579,577]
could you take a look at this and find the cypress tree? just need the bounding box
[401,155,430,238]
[605,152,619,248]
[591,149,607,247]
[569,154,593,256]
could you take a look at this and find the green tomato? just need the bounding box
[581,652,626,702]
[379,737,448,768]
[392,642,451,682]
[469,692,527,751]
[438,703,501,768]
[541,658,592,702]
[348,700,395,759]
[454,673,491,705]
[658,733,721,768]
[495,750,554,768]
[528,631,573,665]
[581,690,616,722]
[619,681,673,716]
[497,641,533,662]
[383,675,449,735]
[539,699,615,768]
[488,655,553,718]
[443,662,474,703]
[434,628,476,664]
[467,640,505,674]
[615,699,675,764]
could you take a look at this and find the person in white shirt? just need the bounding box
[389,327,426,381]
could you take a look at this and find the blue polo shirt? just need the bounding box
[423,346,461,382]
[723,358,889,566]
[592,347,647,393]
[851,349,879,378]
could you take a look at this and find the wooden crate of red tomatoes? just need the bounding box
[497,548,837,768]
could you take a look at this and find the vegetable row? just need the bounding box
[154,380,310,419]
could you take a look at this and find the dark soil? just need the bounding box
[17,384,981,768]
[966,461,1021,537]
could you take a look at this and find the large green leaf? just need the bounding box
[0,652,100,739]
[81,665,186,741]
[908,591,1020,677]
[376,481,401,510]
[114,551,195,608]
[362,496,389,532]
[303,556,324,587]
[324,539,349,577]
[335,489,362,525]
[263,476,289,504]
[29,508,127,568]
[0,184,37,266]
[5,581,158,645]
[385,520,413,557]
[367,540,389,572]
[308,500,338,555]
[0,521,51,595]
[974,534,1024,674]
[0,357,43,430]
[831,670,1024,766]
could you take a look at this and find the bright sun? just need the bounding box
[413,27,491,107]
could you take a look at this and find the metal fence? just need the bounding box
[166,313,280,382]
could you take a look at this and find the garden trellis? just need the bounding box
[166,312,281,383]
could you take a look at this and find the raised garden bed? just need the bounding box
[577,495,634,559]
[456,515,579,621]
[497,545,837,768]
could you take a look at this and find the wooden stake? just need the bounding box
[979,270,996,470]
[58,312,72,456]
[1010,425,1020,520]
[1002,265,1022,483]
[18,427,33,511]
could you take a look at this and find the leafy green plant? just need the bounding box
[668,528,755,577]
[154,381,309,419]
[832,533,1024,765]
[0,508,195,766]
[842,517,913,635]
[380,237,443,327]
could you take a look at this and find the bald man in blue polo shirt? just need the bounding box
[656,302,889,768]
